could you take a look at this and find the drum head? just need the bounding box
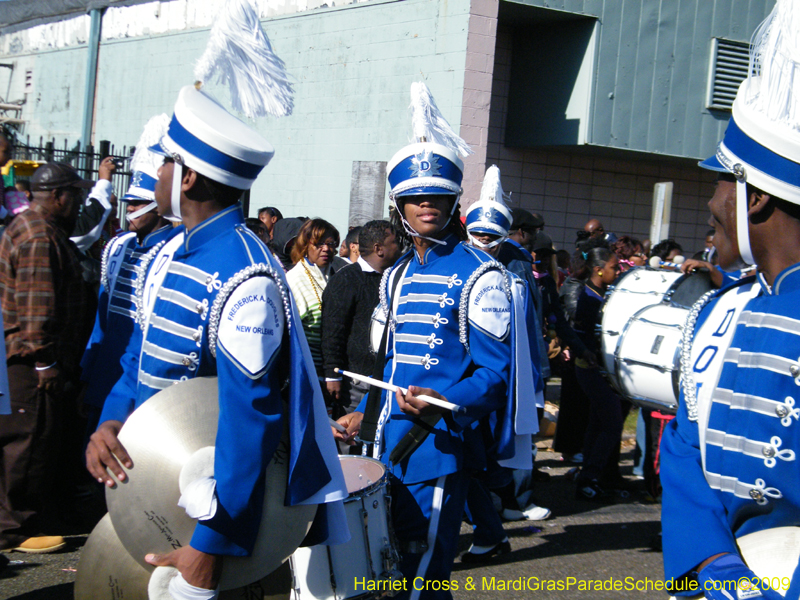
[339,455,386,495]
[668,271,713,308]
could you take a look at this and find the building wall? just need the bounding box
[488,25,716,255]
[500,0,774,159]
[0,0,474,236]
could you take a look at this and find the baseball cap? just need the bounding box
[510,208,544,233]
[31,162,93,192]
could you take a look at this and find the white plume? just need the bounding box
[747,0,800,129]
[409,81,473,157]
[130,113,170,173]
[479,165,506,205]
[194,0,294,119]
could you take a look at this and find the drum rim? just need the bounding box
[339,455,388,500]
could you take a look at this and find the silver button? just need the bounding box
[749,489,764,501]
[196,303,204,314]
[182,357,192,367]
[763,446,775,458]
[205,276,212,284]
[192,331,201,342]
[777,405,789,418]
[791,365,800,378]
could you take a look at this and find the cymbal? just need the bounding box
[106,376,316,590]
[738,526,800,583]
[74,514,152,600]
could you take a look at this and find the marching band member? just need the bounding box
[79,115,176,437]
[335,83,536,599]
[85,2,347,597]
[661,2,800,598]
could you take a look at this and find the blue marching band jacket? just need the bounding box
[358,234,542,483]
[661,265,800,592]
[100,203,347,556]
[80,224,175,410]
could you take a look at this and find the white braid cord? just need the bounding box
[680,290,717,422]
[134,240,167,329]
[458,261,511,353]
[207,263,292,358]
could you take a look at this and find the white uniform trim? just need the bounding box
[149,314,203,347]
[402,273,462,288]
[704,471,782,505]
[142,340,199,371]
[398,292,455,308]
[712,389,800,426]
[159,287,208,319]
[724,348,796,374]
[139,371,182,391]
[395,353,440,370]
[705,429,796,468]
[394,332,444,349]
[108,306,137,318]
[394,313,449,328]
[409,475,446,600]
[169,262,221,293]
[741,310,800,334]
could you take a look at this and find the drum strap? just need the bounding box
[359,258,410,444]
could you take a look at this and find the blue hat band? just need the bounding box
[388,152,463,192]
[465,207,512,232]
[168,114,264,182]
[122,170,157,201]
[719,117,800,188]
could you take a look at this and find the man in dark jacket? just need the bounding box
[322,220,401,419]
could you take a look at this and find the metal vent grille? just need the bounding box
[706,38,751,111]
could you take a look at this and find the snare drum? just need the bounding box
[290,456,401,600]
[613,303,688,414]
[600,268,711,389]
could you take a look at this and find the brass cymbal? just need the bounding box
[106,376,316,590]
[74,514,152,600]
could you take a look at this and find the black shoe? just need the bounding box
[460,540,511,563]
[575,480,614,503]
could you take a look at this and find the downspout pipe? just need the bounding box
[80,6,104,167]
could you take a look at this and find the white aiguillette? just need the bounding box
[104,376,316,590]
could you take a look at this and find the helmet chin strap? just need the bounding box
[169,158,183,222]
[734,170,756,266]
[127,201,158,220]
[393,192,460,247]
[468,232,507,249]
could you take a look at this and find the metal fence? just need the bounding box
[10,135,133,200]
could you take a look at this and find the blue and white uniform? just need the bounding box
[101,204,347,556]
[359,235,521,597]
[81,224,175,417]
[661,268,800,593]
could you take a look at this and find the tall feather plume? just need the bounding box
[410,81,473,157]
[130,113,170,173]
[194,0,294,119]
[747,0,800,129]
[479,165,507,205]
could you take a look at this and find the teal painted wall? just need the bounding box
[500,0,775,160]
[0,0,472,236]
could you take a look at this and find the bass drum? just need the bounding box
[600,267,711,394]
[613,303,688,414]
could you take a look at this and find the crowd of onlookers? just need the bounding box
[0,132,720,562]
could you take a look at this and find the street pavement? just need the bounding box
[0,446,664,600]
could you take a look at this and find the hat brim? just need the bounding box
[698,154,730,173]
[395,186,458,198]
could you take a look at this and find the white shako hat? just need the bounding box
[699,0,800,266]
[152,86,274,191]
[123,114,170,220]
[149,0,292,220]
[465,165,513,249]
[387,82,472,243]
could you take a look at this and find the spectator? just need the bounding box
[286,218,340,381]
[584,219,606,240]
[257,206,282,239]
[507,208,542,252]
[271,216,306,270]
[651,238,683,262]
[244,217,269,243]
[322,220,401,424]
[333,225,362,271]
[612,235,647,271]
[0,162,96,553]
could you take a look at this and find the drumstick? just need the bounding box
[648,255,685,270]
[334,368,466,414]
[328,417,347,433]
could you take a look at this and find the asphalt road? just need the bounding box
[0,446,664,600]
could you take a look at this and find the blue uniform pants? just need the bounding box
[390,471,468,600]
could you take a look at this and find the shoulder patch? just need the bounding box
[468,269,511,341]
[217,276,285,378]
